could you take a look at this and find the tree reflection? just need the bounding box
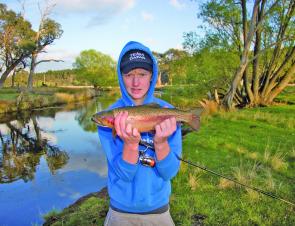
[0,112,69,184]
[76,98,115,132]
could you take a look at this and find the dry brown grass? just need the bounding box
[264,169,276,191]
[270,152,288,171]
[188,173,198,191]
[218,178,235,189]
[179,161,188,173]
[263,150,271,163]
[199,99,219,115]
[262,145,288,171]
[232,162,261,200]
[236,146,247,154]
[0,100,12,114]
[246,189,260,200]
[55,93,75,102]
[246,152,259,160]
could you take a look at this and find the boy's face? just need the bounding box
[122,68,152,105]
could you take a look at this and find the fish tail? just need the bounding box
[187,113,200,130]
[185,107,203,131]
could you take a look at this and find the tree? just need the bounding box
[73,49,116,88]
[0,3,35,88]
[27,2,63,91]
[188,0,295,108]
[154,49,189,85]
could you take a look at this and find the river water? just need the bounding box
[0,97,115,226]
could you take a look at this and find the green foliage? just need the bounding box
[184,0,295,107]
[0,3,35,87]
[73,49,117,88]
[0,3,35,60]
[159,85,207,109]
[163,48,239,92]
[38,18,63,48]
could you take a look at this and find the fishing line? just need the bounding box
[139,140,295,207]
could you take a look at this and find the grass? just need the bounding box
[172,104,295,225]
[274,85,295,104]
[43,104,295,225]
[43,196,109,226]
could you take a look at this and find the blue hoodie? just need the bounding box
[97,41,182,213]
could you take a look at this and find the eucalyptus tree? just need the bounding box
[188,0,295,108]
[0,3,35,88]
[27,3,63,91]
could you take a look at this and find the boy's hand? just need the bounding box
[154,117,177,145]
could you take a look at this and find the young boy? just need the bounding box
[98,41,183,226]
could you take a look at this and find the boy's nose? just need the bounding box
[132,75,140,85]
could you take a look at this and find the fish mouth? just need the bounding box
[91,116,102,125]
[91,115,110,128]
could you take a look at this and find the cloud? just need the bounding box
[141,11,154,22]
[54,0,135,26]
[35,48,77,72]
[169,0,186,10]
[175,43,183,50]
[55,0,135,13]
[38,47,78,62]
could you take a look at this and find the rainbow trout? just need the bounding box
[91,104,202,132]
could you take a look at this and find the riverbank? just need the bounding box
[0,87,116,115]
[42,102,295,225]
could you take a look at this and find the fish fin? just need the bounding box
[112,128,117,138]
[143,103,161,108]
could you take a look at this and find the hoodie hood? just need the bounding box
[117,41,158,106]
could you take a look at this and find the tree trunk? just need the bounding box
[11,69,16,88]
[252,0,265,104]
[264,62,295,104]
[27,52,37,92]
[0,58,24,88]
[241,0,254,104]
[222,0,260,109]
[261,1,294,97]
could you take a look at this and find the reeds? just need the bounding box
[270,152,288,171]
[199,99,219,115]
[232,162,261,200]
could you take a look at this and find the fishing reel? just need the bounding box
[139,152,155,168]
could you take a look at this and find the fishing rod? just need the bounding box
[139,140,295,207]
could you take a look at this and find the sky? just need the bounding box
[2,0,203,72]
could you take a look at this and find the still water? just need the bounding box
[0,97,115,226]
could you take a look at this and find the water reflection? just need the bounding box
[0,97,115,226]
[0,115,69,183]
